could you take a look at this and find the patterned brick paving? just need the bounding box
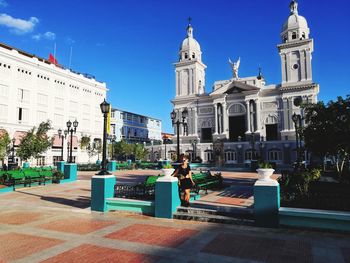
[105,223,198,248]
[38,217,116,234]
[0,233,63,261]
[41,244,159,263]
[202,233,313,263]
[215,197,246,205]
[0,211,42,225]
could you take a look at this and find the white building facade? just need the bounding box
[110,108,162,143]
[0,42,107,166]
[152,1,319,165]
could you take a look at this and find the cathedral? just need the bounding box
[157,1,319,165]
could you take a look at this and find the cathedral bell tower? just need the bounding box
[278,1,313,87]
[174,20,207,97]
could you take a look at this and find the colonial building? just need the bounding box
[153,1,319,165]
[0,42,107,166]
[110,108,162,143]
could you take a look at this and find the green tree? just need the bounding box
[134,143,148,161]
[16,121,52,162]
[0,130,10,161]
[303,95,350,175]
[80,135,91,149]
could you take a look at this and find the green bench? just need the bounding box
[116,162,131,170]
[114,174,164,199]
[192,171,223,193]
[3,167,55,190]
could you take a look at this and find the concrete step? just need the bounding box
[173,211,255,226]
[190,201,254,217]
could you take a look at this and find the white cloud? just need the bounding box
[65,37,75,45]
[32,31,56,41]
[0,13,39,34]
[0,0,8,7]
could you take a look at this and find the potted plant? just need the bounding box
[162,163,175,179]
[256,162,275,181]
[52,170,64,184]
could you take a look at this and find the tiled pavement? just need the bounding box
[0,171,349,263]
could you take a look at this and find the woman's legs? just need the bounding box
[184,189,191,206]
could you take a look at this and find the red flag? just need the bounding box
[48,53,58,64]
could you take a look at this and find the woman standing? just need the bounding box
[172,154,195,207]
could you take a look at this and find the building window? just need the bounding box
[192,52,195,58]
[244,149,258,161]
[205,150,213,163]
[225,151,237,162]
[292,32,297,39]
[268,149,282,161]
[18,107,22,121]
[185,53,188,59]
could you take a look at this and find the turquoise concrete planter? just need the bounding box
[96,160,102,165]
[22,162,30,168]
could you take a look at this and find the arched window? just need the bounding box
[292,32,297,39]
[185,53,188,59]
[268,149,282,161]
[244,149,258,161]
[225,150,237,163]
[302,32,306,39]
[192,52,195,59]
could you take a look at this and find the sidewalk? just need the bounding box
[0,171,349,262]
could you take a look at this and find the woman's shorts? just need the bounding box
[180,178,192,190]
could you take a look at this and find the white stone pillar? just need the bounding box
[222,102,229,138]
[255,99,260,133]
[194,107,198,136]
[245,100,251,133]
[214,104,218,134]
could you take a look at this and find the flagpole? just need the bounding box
[53,42,57,63]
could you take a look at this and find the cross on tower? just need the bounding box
[188,17,192,25]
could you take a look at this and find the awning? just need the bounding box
[53,134,78,148]
[13,131,27,146]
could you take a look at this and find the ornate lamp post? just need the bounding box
[163,138,170,160]
[259,136,264,161]
[170,108,188,161]
[292,113,302,168]
[58,129,68,161]
[66,119,78,163]
[98,99,110,175]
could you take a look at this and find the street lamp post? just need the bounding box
[170,108,188,161]
[151,140,154,162]
[98,99,111,175]
[58,129,68,161]
[110,135,116,160]
[259,136,264,161]
[292,113,302,168]
[66,119,78,163]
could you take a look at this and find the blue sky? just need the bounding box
[0,0,349,133]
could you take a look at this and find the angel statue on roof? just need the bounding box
[228,57,240,79]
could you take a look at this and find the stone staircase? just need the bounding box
[173,202,255,225]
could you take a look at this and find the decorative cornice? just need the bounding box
[277,39,312,51]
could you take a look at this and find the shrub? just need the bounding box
[259,162,273,169]
[163,163,173,169]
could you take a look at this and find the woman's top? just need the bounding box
[177,165,191,180]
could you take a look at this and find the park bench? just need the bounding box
[116,162,131,170]
[138,162,160,169]
[23,168,43,186]
[114,174,163,200]
[192,171,223,194]
[7,170,27,190]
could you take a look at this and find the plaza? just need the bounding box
[1,170,349,262]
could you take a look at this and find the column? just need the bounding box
[288,98,293,130]
[286,53,291,83]
[194,107,198,137]
[305,50,312,80]
[245,100,251,133]
[255,99,260,133]
[222,102,229,138]
[282,98,289,131]
[214,104,218,134]
[189,69,193,95]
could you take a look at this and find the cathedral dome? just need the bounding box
[281,1,310,42]
[178,23,202,61]
[282,13,308,33]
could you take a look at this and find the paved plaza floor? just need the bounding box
[0,170,349,262]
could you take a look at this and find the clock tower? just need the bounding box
[174,20,207,97]
[278,1,313,87]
